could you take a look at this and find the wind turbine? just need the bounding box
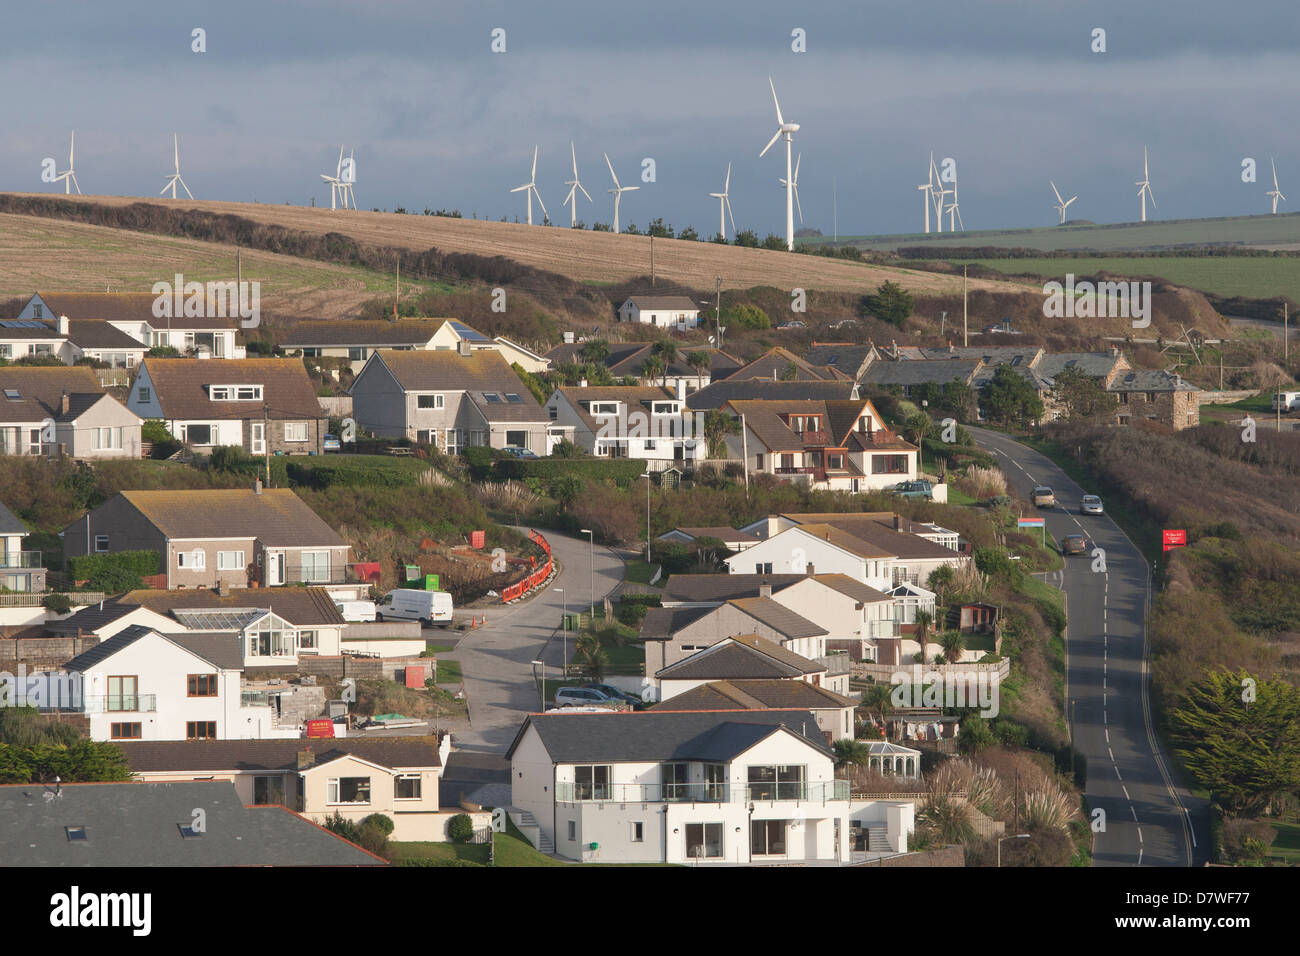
[709,162,737,240]
[930,154,951,233]
[1267,158,1286,215]
[1050,180,1077,224]
[604,152,638,234]
[917,155,934,233]
[778,153,803,226]
[510,146,547,225]
[944,168,963,231]
[1135,147,1156,222]
[759,77,800,250]
[320,146,343,210]
[159,133,194,199]
[562,141,592,227]
[53,131,80,195]
[339,147,356,209]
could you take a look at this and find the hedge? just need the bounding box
[284,458,426,489]
[67,550,160,590]
[493,458,647,484]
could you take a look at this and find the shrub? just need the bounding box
[361,813,395,836]
[41,593,72,615]
[723,303,771,330]
[447,813,475,843]
[67,550,160,592]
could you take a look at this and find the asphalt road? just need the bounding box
[969,427,1208,866]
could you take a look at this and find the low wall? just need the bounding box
[285,654,430,681]
[0,634,101,669]
[1198,389,1258,406]
[850,659,1011,682]
[342,638,428,659]
[857,846,965,867]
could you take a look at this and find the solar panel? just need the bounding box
[450,322,489,342]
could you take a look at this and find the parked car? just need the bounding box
[501,445,539,460]
[376,589,454,626]
[583,682,645,709]
[334,599,377,622]
[1080,495,1104,515]
[982,322,1022,335]
[1062,533,1089,556]
[1032,486,1056,508]
[323,433,341,452]
[777,320,806,329]
[888,479,933,500]
[554,686,621,708]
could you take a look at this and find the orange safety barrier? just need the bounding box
[502,530,553,602]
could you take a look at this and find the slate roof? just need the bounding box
[507,708,831,761]
[655,634,823,679]
[1108,369,1200,393]
[0,501,28,536]
[784,523,898,559]
[639,604,717,640]
[367,350,547,422]
[84,489,347,548]
[803,343,877,376]
[0,780,385,866]
[65,625,243,672]
[31,292,236,329]
[623,295,700,311]
[656,680,856,712]
[119,586,346,626]
[554,384,679,434]
[1035,352,1126,381]
[727,347,846,382]
[66,320,148,350]
[686,378,857,410]
[46,601,145,636]
[785,516,952,561]
[140,358,325,421]
[117,736,443,772]
[664,526,760,544]
[860,359,982,387]
[661,573,803,603]
[911,345,1044,366]
[282,319,450,347]
[0,366,107,422]
[726,597,827,639]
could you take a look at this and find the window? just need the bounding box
[747,765,806,801]
[661,762,689,801]
[1145,392,1156,404]
[217,550,244,571]
[93,427,122,450]
[183,423,213,446]
[395,775,423,800]
[870,455,909,475]
[567,821,577,841]
[651,402,677,415]
[110,722,141,740]
[33,304,43,318]
[186,721,216,740]
[65,826,88,842]
[755,453,764,470]
[107,676,138,712]
[94,534,109,553]
[573,764,611,800]
[298,630,317,651]
[548,406,558,421]
[684,822,723,859]
[177,549,206,570]
[253,775,285,806]
[327,777,372,805]
[631,821,644,843]
[417,394,444,410]
[505,430,527,448]
[178,824,203,839]
[348,347,366,361]
[137,387,151,403]
[505,393,523,403]
[751,819,788,856]
[755,562,773,574]
[249,623,293,657]
[299,551,330,582]
[589,402,619,416]
[482,393,502,403]
[187,675,218,697]
[828,454,845,470]
[704,763,728,801]
[209,385,263,401]
[284,422,308,442]
[2,387,19,400]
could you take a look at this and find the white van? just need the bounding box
[1272,391,1300,412]
[334,600,377,623]
[377,589,454,626]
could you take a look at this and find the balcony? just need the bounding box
[792,430,831,445]
[815,653,851,677]
[0,551,42,569]
[554,780,850,805]
[774,466,828,484]
[81,694,157,714]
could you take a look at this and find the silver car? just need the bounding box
[1080,495,1104,515]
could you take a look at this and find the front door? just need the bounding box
[265,551,284,586]
[250,422,265,455]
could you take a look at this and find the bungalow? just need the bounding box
[18,292,244,358]
[653,633,830,701]
[656,526,760,553]
[0,501,45,593]
[743,512,962,553]
[127,358,326,456]
[686,377,857,411]
[283,318,551,375]
[545,384,702,468]
[0,366,142,458]
[617,295,701,330]
[0,316,147,368]
[350,346,555,454]
[545,341,741,394]
[61,487,350,589]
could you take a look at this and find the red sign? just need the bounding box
[1162,529,1187,552]
[305,719,335,738]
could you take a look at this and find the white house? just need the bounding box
[507,709,853,863]
[545,384,704,470]
[728,525,897,592]
[654,679,858,743]
[0,501,46,593]
[19,292,244,359]
[653,633,832,702]
[0,366,142,459]
[617,295,701,331]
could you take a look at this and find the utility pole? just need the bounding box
[740,413,750,497]
[1285,302,1290,365]
[263,403,271,486]
[715,277,723,349]
[962,266,969,347]
[650,236,655,286]
[395,254,401,320]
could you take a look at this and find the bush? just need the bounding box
[67,550,160,591]
[723,303,771,330]
[361,813,395,836]
[41,593,72,616]
[447,813,475,843]
[494,457,646,484]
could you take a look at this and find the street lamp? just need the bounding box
[553,587,567,677]
[997,833,1031,867]
[531,659,546,709]
[639,473,653,563]
[580,528,594,618]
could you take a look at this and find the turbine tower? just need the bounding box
[339,147,356,210]
[709,162,737,240]
[562,141,592,227]
[778,153,803,226]
[53,131,80,195]
[160,133,194,199]
[1050,180,1077,224]
[320,146,344,210]
[930,154,951,234]
[1267,158,1286,215]
[944,168,963,231]
[917,155,934,234]
[759,77,800,250]
[604,152,638,234]
[1135,147,1156,222]
[510,146,547,225]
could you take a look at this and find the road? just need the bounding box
[970,427,1208,867]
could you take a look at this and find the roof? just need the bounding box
[782,515,955,561]
[622,295,700,311]
[781,523,897,559]
[655,634,824,679]
[656,680,857,712]
[32,292,236,329]
[140,358,324,421]
[1107,369,1199,393]
[1035,352,1126,380]
[664,526,760,544]
[860,359,982,387]
[811,573,893,604]
[117,735,443,772]
[0,366,107,422]
[507,708,831,762]
[119,586,346,626]
[686,377,857,410]
[726,597,827,639]
[365,350,546,422]
[727,347,846,382]
[0,780,385,866]
[66,320,148,350]
[0,501,28,536]
[639,604,717,640]
[0,320,63,340]
[65,625,243,672]
[803,343,877,374]
[661,573,805,603]
[282,319,449,348]
[554,384,678,434]
[910,345,1043,366]
[90,489,347,548]
[544,343,741,381]
[46,600,141,635]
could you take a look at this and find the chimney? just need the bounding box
[759,582,772,599]
[59,391,70,416]
[254,478,263,495]
[57,314,69,335]
[297,748,315,770]
[579,378,588,389]
[805,562,815,577]
[674,379,687,402]
[457,339,472,357]
[893,514,902,532]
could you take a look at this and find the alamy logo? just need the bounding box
[151,273,261,328]
[50,886,151,936]
[0,666,82,708]
[889,664,1000,718]
[594,409,707,448]
[1042,274,1151,329]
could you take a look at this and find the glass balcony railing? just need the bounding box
[81,694,157,714]
[0,551,42,569]
[554,779,850,805]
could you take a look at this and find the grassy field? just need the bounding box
[1267,820,1300,864]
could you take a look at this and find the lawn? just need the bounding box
[623,559,661,585]
[1267,820,1300,864]
[391,819,674,866]
[435,658,463,685]
[943,485,978,506]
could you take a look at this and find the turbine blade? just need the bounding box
[726,195,736,234]
[604,152,619,188]
[760,129,782,158]
[571,141,578,178]
[531,145,538,179]
[793,153,800,181]
[534,186,547,219]
[624,186,640,192]
[336,145,344,178]
[768,77,784,125]
[793,184,803,223]
[725,161,731,192]
[578,183,592,202]
[1051,180,1063,204]
[179,176,193,200]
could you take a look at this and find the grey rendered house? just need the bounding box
[0,366,141,458]
[61,487,350,589]
[350,345,552,454]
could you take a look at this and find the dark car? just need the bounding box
[888,480,933,500]
[583,682,645,709]
[1063,533,1089,556]
[502,445,539,460]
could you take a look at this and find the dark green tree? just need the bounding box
[981,365,1044,428]
[861,280,914,328]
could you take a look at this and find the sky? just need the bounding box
[2,1,1297,239]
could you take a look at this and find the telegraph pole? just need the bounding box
[650,236,655,286]
[962,266,969,347]
[715,277,723,349]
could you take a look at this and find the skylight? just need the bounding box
[65,826,88,842]
[505,393,523,403]
[482,393,502,403]
[178,824,203,839]
[3,389,19,401]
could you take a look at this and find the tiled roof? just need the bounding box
[656,680,856,712]
[623,295,700,311]
[366,350,547,422]
[860,359,982,387]
[911,345,1043,365]
[1108,369,1200,393]
[282,319,449,347]
[119,586,346,626]
[790,515,955,560]
[64,625,243,672]
[669,526,760,543]
[554,384,677,434]
[655,634,823,679]
[726,597,827,639]
[661,573,806,603]
[117,736,443,772]
[0,501,28,536]
[1035,352,1126,380]
[727,347,844,382]
[639,604,717,640]
[686,378,856,410]
[32,292,236,329]
[66,320,148,350]
[803,343,877,375]
[140,358,324,421]
[101,489,347,548]
[0,366,107,422]
[785,523,897,559]
[811,573,893,604]
[46,600,139,635]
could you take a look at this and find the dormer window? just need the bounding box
[588,402,620,416]
[651,402,678,415]
[209,385,262,401]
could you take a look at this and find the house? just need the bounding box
[119,736,454,842]
[859,358,983,398]
[802,342,880,382]
[0,780,385,866]
[61,487,350,589]
[0,501,46,593]
[283,318,552,375]
[62,625,278,741]
[617,295,701,330]
[350,346,554,454]
[656,526,760,553]
[721,398,918,493]
[1107,369,1201,430]
[0,316,147,368]
[18,292,245,358]
[545,384,702,468]
[127,358,326,456]
[47,601,178,640]
[507,708,853,863]
[686,376,857,411]
[0,366,142,458]
[654,633,831,700]
[654,680,858,742]
[545,341,741,394]
[725,347,849,383]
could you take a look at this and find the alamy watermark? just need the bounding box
[0,666,82,708]
[1042,274,1151,329]
[152,273,260,328]
[889,664,1000,718]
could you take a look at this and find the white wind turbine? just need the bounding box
[930,154,951,233]
[778,153,803,226]
[320,146,344,210]
[562,141,591,227]
[1135,146,1156,222]
[510,146,547,226]
[709,162,737,240]
[917,154,934,233]
[945,168,963,231]
[339,147,356,210]
[1267,158,1286,215]
[1050,180,1076,224]
[604,152,638,234]
[53,131,80,195]
[758,77,800,250]
[160,133,194,199]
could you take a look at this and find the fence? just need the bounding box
[502,530,553,602]
[850,659,1011,683]
[0,591,107,608]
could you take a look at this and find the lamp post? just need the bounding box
[639,473,653,563]
[553,587,567,677]
[531,659,546,709]
[997,833,1031,867]
[580,528,594,619]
